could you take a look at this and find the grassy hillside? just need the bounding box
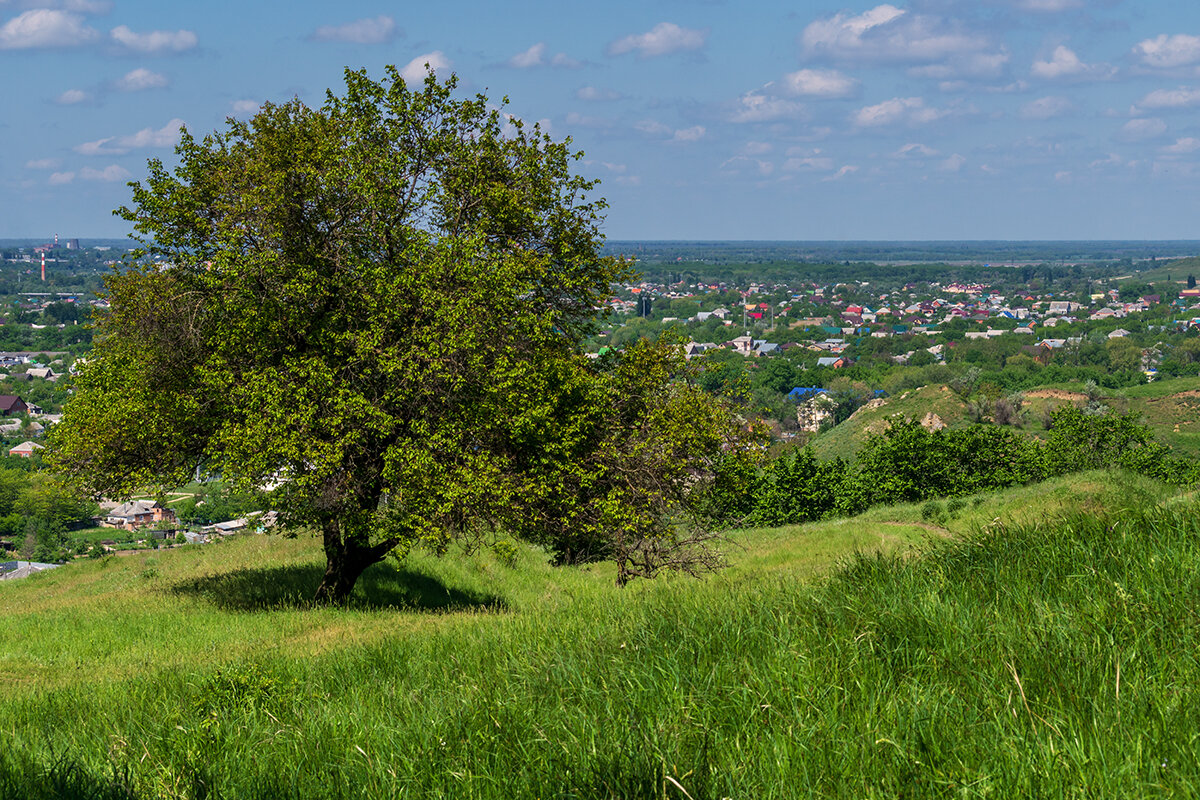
[810,384,971,461]
[811,375,1200,461]
[0,471,1192,798]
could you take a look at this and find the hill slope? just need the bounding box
[0,471,1192,798]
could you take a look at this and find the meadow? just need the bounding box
[0,470,1195,798]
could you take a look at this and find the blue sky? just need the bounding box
[4,0,1200,241]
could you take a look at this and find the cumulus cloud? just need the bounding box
[311,15,397,45]
[1133,86,1200,111]
[0,9,98,49]
[909,50,1010,81]
[110,25,196,53]
[852,96,947,127]
[115,68,167,91]
[80,164,131,181]
[823,165,859,181]
[576,86,620,101]
[784,151,835,171]
[633,119,705,142]
[671,125,705,142]
[894,143,938,158]
[743,141,773,156]
[509,42,545,68]
[634,120,672,136]
[780,68,859,98]
[607,22,706,58]
[1133,34,1200,69]
[1161,137,1200,154]
[231,99,259,114]
[25,158,60,169]
[55,88,88,104]
[75,117,185,155]
[938,153,966,171]
[49,171,75,185]
[1117,117,1167,141]
[1031,45,1112,80]
[1021,95,1073,119]
[399,51,451,83]
[729,91,805,123]
[800,4,989,64]
[507,42,579,69]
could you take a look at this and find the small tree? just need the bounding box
[50,67,751,602]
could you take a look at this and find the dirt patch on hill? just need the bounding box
[1163,390,1200,401]
[1025,389,1087,402]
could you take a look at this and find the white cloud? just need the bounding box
[550,52,581,68]
[576,86,620,101]
[25,158,60,169]
[110,25,196,53]
[730,91,805,123]
[784,154,835,171]
[55,88,88,104]
[909,50,1010,80]
[80,164,131,182]
[938,153,966,171]
[48,171,75,185]
[780,68,859,98]
[509,42,545,68]
[0,9,98,49]
[1117,117,1167,141]
[1134,86,1200,111]
[852,96,946,127]
[822,165,859,181]
[507,42,578,69]
[232,99,259,114]
[1021,95,1073,119]
[800,4,989,64]
[633,120,705,142]
[312,15,397,45]
[116,68,167,91]
[1162,137,1200,154]
[894,143,938,158]
[743,141,773,156]
[671,125,705,142]
[399,51,450,83]
[1031,45,1111,80]
[607,22,706,58]
[635,120,672,136]
[1014,0,1082,10]
[1133,34,1200,70]
[75,118,185,155]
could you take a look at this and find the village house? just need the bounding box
[103,500,178,531]
[7,441,43,458]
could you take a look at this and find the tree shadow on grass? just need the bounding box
[168,560,507,613]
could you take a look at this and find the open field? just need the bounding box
[0,471,1194,798]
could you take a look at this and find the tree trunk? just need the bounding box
[313,518,398,605]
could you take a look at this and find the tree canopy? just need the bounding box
[49,67,751,602]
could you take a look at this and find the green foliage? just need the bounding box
[751,447,846,526]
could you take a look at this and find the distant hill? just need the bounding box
[809,374,1200,461]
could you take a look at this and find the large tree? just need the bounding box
[50,67,750,602]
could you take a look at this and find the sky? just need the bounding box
[3,0,1200,241]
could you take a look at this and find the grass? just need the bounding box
[0,470,1196,798]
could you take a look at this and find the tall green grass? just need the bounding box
[1,472,1197,798]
